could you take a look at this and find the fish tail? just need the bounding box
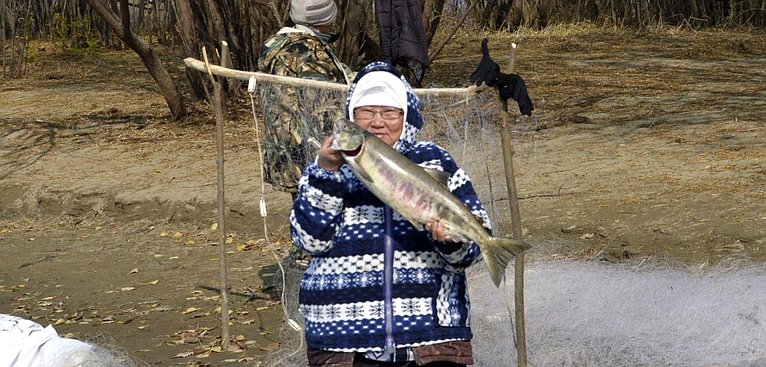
[483,237,531,287]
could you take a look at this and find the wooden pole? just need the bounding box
[498,43,528,367]
[183,57,490,97]
[203,46,230,350]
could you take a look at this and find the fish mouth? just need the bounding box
[340,141,364,158]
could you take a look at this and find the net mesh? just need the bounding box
[253,78,541,367]
[250,78,766,367]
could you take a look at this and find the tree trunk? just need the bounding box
[421,0,445,47]
[480,0,499,27]
[508,0,524,30]
[537,0,549,29]
[174,0,206,100]
[204,0,226,60]
[85,0,186,119]
[337,0,369,68]
[1,0,6,79]
[690,0,700,19]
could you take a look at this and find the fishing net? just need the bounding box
[469,260,766,367]
[247,76,766,367]
[254,78,540,222]
[251,76,542,367]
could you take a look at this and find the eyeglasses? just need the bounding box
[353,107,403,121]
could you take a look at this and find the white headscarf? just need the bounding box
[347,71,408,123]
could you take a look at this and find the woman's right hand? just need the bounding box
[317,136,344,171]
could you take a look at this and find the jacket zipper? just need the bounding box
[383,206,395,355]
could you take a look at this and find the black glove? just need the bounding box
[469,38,502,87]
[496,73,534,116]
[469,38,534,116]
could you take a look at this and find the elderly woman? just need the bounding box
[290,61,525,367]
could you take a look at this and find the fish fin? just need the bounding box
[424,169,450,187]
[483,237,531,287]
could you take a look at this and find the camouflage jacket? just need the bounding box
[258,26,353,83]
[257,27,353,196]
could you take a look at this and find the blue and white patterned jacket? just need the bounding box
[290,62,491,352]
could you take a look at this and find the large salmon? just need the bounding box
[332,118,529,287]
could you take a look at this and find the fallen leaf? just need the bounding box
[159,232,168,237]
[173,231,184,238]
[225,237,234,245]
[182,307,199,315]
[172,350,195,358]
[95,226,103,231]
[260,342,279,352]
[185,240,195,246]
[210,223,218,231]
[227,343,244,352]
[180,330,200,344]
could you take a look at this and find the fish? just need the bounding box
[332,118,530,287]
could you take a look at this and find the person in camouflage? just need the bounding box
[257,0,353,199]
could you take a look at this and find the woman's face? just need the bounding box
[353,106,404,147]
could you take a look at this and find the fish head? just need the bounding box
[332,118,366,156]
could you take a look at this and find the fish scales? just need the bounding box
[363,142,457,228]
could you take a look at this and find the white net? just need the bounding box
[250,77,766,367]
[252,77,540,366]
[469,260,766,367]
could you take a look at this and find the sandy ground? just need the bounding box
[1,28,765,365]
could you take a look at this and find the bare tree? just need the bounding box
[421,0,446,46]
[173,0,206,100]
[84,0,185,119]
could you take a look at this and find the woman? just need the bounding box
[290,61,493,367]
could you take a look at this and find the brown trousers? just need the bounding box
[307,341,474,367]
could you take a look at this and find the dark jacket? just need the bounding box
[375,0,429,70]
[290,62,490,353]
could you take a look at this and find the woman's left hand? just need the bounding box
[425,221,452,243]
